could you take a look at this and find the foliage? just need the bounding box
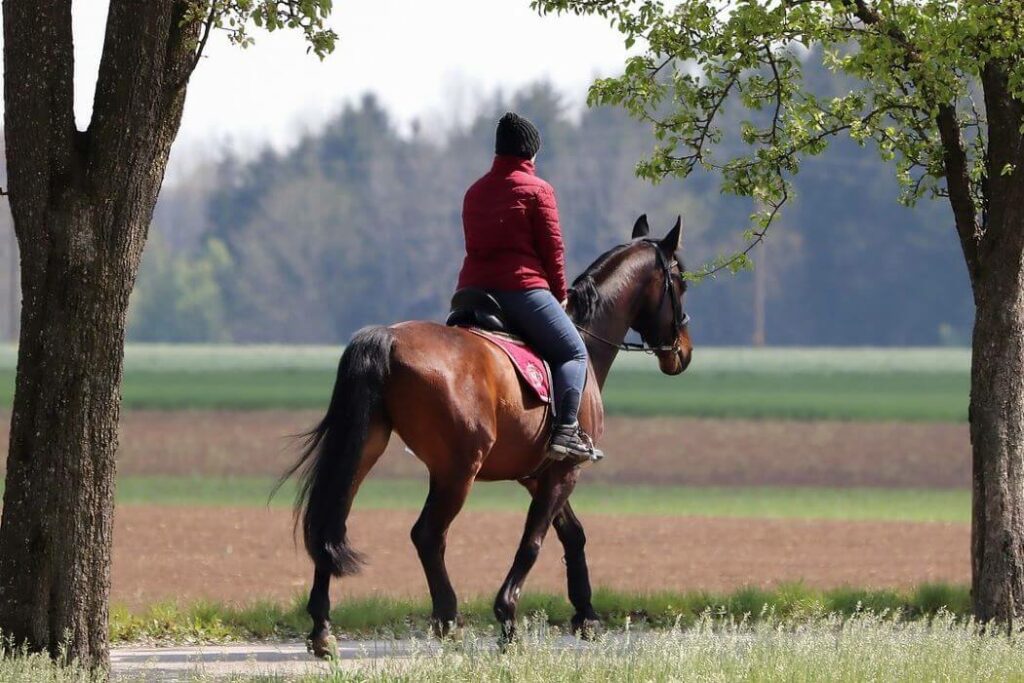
[182,0,337,62]
[129,235,232,343]
[107,586,971,643]
[533,0,1024,281]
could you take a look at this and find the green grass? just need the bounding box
[109,476,970,523]
[0,344,975,419]
[290,613,1024,683]
[0,647,101,682]
[108,583,972,644]
[602,369,967,420]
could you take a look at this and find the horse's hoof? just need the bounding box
[572,615,603,640]
[497,622,518,652]
[307,627,337,660]
[429,614,464,640]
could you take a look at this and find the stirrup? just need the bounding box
[548,425,604,465]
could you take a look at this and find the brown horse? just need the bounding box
[284,214,692,656]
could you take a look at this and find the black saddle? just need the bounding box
[446,288,510,333]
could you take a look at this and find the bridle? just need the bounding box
[575,240,691,354]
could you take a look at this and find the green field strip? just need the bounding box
[106,477,970,523]
[0,346,971,419]
[0,367,970,420]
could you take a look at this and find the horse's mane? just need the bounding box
[568,240,685,327]
[567,243,635,326]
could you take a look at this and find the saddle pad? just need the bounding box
[466,328,552,404]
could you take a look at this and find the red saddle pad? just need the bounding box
[465,328,552,405]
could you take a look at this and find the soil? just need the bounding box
[95,411,970,488]
[112,505,968,609]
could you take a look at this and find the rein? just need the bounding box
[574,241,690,354]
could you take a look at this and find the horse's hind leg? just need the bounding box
[410,471,475,637]
[306,418,391,658]
[307,568,334,656]
[496,466,579,643]
[553,502,601,635]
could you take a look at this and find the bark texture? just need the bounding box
[0,0,200,667]
[967,63,1024,623]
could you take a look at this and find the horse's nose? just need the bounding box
[677,346,692,373]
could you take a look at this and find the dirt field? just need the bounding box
[112,505,968,609]
[88,410,969,488]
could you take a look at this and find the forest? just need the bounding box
[129,58,973,346]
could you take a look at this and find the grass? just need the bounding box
[110,476,970,523]
[107,583,972,643]
[288,612,1024,682]
[0,646,101,682]
[0,345,975,419]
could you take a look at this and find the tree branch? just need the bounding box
[182,0,219,85]
[88,1,200,188]
[1,0,76,245]
[935,104,981,279]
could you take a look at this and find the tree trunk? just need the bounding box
[970,63,1024,623]
[970,250,1024,622]
[0,212,135,662]
[0,0,200,668]
[968,189,1024,623]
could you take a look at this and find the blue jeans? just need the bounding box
[490,288,588,425]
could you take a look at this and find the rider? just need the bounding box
[457,112,602,463]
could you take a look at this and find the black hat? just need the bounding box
[495,112,541,159]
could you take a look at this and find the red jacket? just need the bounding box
[457,155,568,302]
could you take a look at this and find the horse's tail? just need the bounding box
[279,325,394,577]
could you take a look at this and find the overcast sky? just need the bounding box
[41,1,629,175]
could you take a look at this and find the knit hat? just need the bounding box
[495,112,541,159]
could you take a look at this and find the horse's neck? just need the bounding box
[581,280,643,390]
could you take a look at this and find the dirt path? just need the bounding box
[113,505,968,609]
[77,411,970,487]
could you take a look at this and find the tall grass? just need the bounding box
[296,612,1024,682]
[0,642,101,682]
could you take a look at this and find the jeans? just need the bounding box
[490,288,588,426]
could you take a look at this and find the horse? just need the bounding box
[283,214,693,656]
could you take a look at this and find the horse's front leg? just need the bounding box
[518,482,600,637]
[496,465,579,644]
[552,501,601,637]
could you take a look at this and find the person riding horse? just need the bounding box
[456,112,600,463]
[285,112,692,657]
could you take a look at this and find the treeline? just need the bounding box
[132,68,974,346]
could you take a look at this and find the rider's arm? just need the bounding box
[532,184,568,302]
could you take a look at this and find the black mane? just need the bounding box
[567,243,634,326]
[568,240,685,326]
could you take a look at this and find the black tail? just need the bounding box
[278,325,394,577]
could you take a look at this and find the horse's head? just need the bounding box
[628,214,693,375]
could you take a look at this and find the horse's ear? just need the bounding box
[631,214,650,239]
[660,216,682,253]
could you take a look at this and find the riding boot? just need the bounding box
[549,422,604,464]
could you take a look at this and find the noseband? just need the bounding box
[575,241,690,354]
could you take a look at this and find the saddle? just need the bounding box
[445,288,510,333]
[446,288,552,405]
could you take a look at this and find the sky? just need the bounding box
[52,1,629,176]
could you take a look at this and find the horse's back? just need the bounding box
[382,320,604,480]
